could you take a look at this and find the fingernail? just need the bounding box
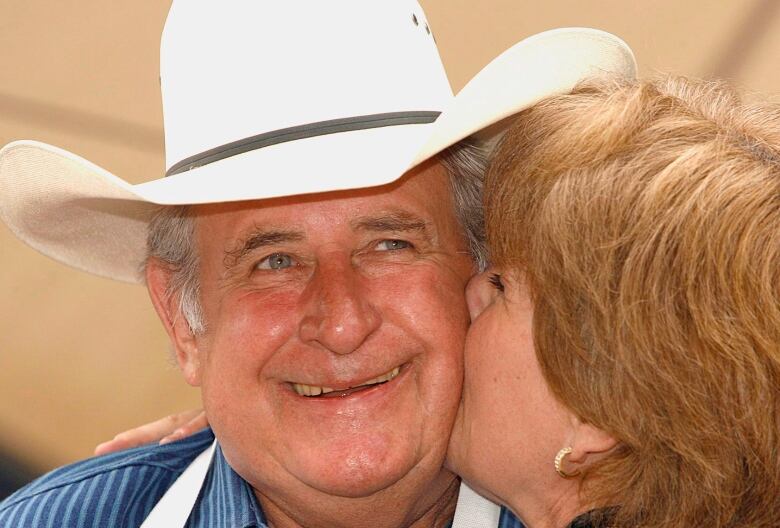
[160,429,183,445]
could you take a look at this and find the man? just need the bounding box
[0,2,634,527]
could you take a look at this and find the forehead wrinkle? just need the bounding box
[223,227,305,269]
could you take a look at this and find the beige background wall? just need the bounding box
[1,1,779,473]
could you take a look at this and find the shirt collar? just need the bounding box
[191,442,268,528]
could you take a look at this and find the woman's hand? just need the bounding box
[94,409,208,456]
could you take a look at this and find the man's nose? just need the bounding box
[465,271,497,322]
[298,256,381,355]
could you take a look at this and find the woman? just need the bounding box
[448,75,780,527]
[100,76,780,527]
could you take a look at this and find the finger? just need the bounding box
[94,410,204,455]
[94,440,121,457]
[159,411,209,445]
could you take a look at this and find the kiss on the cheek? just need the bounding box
[0,1,634,526]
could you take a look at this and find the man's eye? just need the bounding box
[375,239,412,251]
[256,253,296,270]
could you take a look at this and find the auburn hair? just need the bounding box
[486,76,780,527]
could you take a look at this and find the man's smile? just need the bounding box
[289,364,404,398]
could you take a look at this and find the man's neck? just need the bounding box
[256,471,460,528]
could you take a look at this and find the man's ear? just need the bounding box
[146,258,202,386]
[568,418,619,465]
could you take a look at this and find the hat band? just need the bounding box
[166,110,441,177]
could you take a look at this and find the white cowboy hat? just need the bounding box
[0,1,636,283]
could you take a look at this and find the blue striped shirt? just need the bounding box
[497,506,523,528]
[0,428,523,527]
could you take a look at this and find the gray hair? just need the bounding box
[439,140,489,270]
[144,205,204,333]
[143,140,488,334]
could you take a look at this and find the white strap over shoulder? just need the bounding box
[451,482,502,528]
[140,441,217,528]
[141,444,500,528]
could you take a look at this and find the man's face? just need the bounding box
[181,161,473,506]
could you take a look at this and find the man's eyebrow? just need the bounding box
[351,212,431,234]
[224,229,304,267]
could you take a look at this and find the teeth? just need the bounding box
[361,366,400,387]
[292,366,400,397]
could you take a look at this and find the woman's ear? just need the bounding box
[568,419,619,464]
[146,258,202,386]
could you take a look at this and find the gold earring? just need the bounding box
[554,447,580,478]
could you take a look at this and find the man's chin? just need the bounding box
[302,473,406,499]
[288,446,423,499]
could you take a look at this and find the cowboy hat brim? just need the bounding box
[0,27,636,283]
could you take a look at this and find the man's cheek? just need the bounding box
[215,290,300,350]
[383,266,469,315]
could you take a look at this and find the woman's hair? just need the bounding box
[486,76,780,527]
